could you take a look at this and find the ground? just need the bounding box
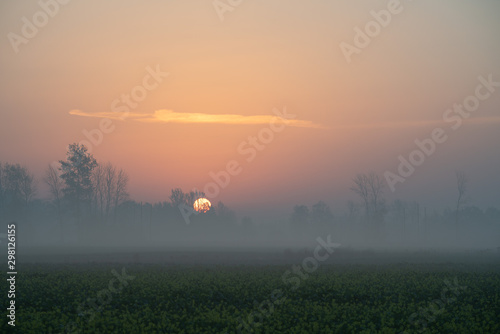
[3,250,500,333]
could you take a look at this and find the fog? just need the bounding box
[3,189,499,265]
[1,0,499,265]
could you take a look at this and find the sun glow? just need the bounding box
[193,198,211,213]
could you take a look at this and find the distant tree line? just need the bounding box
[1,145,499,247]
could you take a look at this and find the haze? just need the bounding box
[0,0,499,252]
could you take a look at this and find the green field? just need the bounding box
[3,260,500,334]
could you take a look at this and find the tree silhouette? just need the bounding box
[170,188,206,209]
[291,205,310,226]
[59,143,97,225]
[311,201,333,225]
[350,172,385,225]
[91,163,105,217]
[113,168,129,223]
[44,164,64,240]
[0,162,36,210]
[91,162,129,223]
[170,188,185,207]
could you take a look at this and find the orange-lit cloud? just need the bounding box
[69,109,500,130]
[68,109,324,128]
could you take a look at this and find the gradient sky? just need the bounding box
[1,0,499,220]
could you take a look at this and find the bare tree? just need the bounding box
[455,171,468,226]
[169,188,205,209]
[104,163,117,218]
[91,164,105,217]
[2,163,36,208]
[185,190,205,207]
[170,188,185,207]
[368,173,384,218]
[92,162,129,223]
[20,171,36,206]
[351,174,370,218]
[113,168,129,223]
[45,164,63,203]
[44,164,64,240]
[350,172,385,223]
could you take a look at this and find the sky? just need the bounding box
[1,0,499,220]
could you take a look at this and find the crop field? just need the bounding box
[3,256,500,334]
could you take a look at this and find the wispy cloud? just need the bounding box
[68,109,324,128]
[69,110,145,120]
[69,109,499,129]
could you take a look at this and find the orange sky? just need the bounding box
[1,0,499,218]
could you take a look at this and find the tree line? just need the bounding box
[1,143,499,247]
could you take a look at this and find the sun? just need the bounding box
[193,197,211,213]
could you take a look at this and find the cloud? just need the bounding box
[69,109,499,129]
[68,109,324,128]
[69,110,146,121]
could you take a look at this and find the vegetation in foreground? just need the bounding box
[3,262,500,333]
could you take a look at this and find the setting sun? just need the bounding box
[193,198,211,213]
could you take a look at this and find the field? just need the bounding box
[3,251,500,333]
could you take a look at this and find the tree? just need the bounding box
[91,162,129,223]
[455,171,468,227]
[59,143,97,223]
[44,164,64,240]
[20,168,36,206]
[185,190,205,207]
[91,164,105,217]
[170,188,185,207]
[350,172,385,224]
[113,168,129,223]
[291,205,310,226]
[1,163,36,208]
[169,188,205,210]
[311,201,333,225]
[351,174,370,218]
[104,163,116,218]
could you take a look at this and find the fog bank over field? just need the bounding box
[8,202,500,257]
[1,151,499,262]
